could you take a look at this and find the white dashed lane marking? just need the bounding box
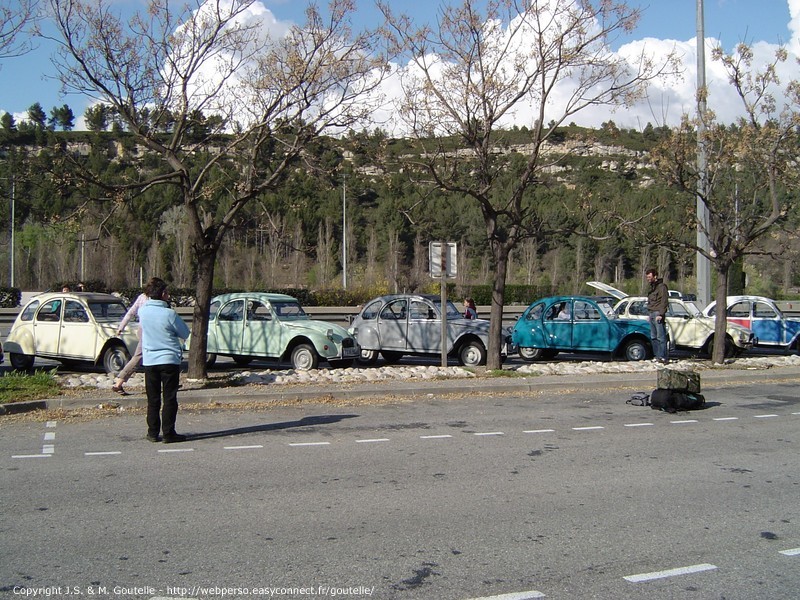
[85,451,122,456]
[623,563,718,583]
[474,431,504,436]
[420,434,453,439]
[779,548,800,556]
[572,426,604,431]
[288,441,331,447]
[624,423,653,427]
[464,590,546,599]
[224,445,264,450]
[356,438,390,443]
[523,429,554,434]
[754,414,779,418]
[669,419,698,424]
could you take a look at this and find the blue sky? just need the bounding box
[1,0,797,129]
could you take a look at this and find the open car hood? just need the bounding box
[586,281,627,300]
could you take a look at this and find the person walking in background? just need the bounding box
[646,267,669,364]
[463,297,478,319]
[138,277,190,443]
[112,282,154,395]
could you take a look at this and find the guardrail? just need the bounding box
[3,302,800,335]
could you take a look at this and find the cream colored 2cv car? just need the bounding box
[5,292,139,373]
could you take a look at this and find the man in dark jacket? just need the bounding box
[646,268,669,364]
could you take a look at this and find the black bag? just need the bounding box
[650,389,706,413]
[627,392,651,406]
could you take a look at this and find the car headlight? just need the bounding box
[327,328,335,341]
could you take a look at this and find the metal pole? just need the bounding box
[10,177,15,288]
[342,175,347,289]
[440,241,447,367]
[80,232,86,281]
[696,0,712,307]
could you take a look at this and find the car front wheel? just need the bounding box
[459,340,487,367]
[357,348,379,366]
[10,352,35,370]
[232,355,253,366]
[102,344,131,374]
[519,346,546,361]
[205,353,218,368]
[291,344,319,371]
[623,339,650,361]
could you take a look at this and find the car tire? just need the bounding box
[458,340,487,367]
[205,353,218,368]
[357,349,379,366]
[10,352,35,370]
[623,339,649,361]
[381,351,403,364]
[291,344,319,371]
[704,335,735,359]
[518,346,546,361]
[102,344,131,374]
[232,355,253,366]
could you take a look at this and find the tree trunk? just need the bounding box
[186,248,217,380]
[711,263,730,364]
[486,243,510,370]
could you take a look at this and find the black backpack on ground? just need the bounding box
[650,388,706,413]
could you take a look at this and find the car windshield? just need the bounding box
[597,301,617,318]
[88,301,128,322]
[272,301,308,319]
[430,299,461,320]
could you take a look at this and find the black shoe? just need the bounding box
[162,433,187,444]
[146,434,162,443]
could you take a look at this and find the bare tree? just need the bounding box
[0,0,37,60]
[47,0,386,378]
[380,0,678,368]
[650,42,798,362]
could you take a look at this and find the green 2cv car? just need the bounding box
[187,293,359,370]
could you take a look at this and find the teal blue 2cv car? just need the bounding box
[186,293,359,370]
[511,296,653,361]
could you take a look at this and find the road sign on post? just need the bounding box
[429,242,457,279]
[430,242,457,367]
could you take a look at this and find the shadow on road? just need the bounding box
[184,414,359,441]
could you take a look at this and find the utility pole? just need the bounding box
[342,175,347,289]
[696,0,712,307]
[9,177,15,288]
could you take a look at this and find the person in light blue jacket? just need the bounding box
[138,277,190,443]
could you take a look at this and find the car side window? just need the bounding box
[728,301,750,318]
[361,300,381,320]
[614,301,628,316]
[63,300,89,323]
[380,299,407,320]
[248,301,271,321]
[629,301,649,316]
[574,300,600,321]
[19,300,40,321]
[37,299,62,322]
[218,300,244,321]
[754,302,777,318]
[410,300,434,320]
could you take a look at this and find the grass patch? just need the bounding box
[484,368,533,378]
[0,370,61,404]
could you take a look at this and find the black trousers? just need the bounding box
[145,363,181,437]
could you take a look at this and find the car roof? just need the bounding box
[211,292,298,303]
[28,291,124,304]
[367,294,443,303]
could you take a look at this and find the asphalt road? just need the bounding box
[2,378,799,600]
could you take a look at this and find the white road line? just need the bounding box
[669,419,698,424]
[624,563,717,583]
[288,442,331,447]
[420,434,453,439]
[624,423,653,427]
[157,448,195,453]
[42,444,55,454]
[464,590,546,599]
[792,412,800,415]
[46,421,57,428]
[85,451,122,456]
[713,417,739,421]
[474,431,504,436]
[754,414,779,418]
[44,432,55,441]
[523,429,555,434]
[572,426,604,431]
[356,438,390,443]
[12,454,51,459]
[779,548,800,556]
[224,445,264,450]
